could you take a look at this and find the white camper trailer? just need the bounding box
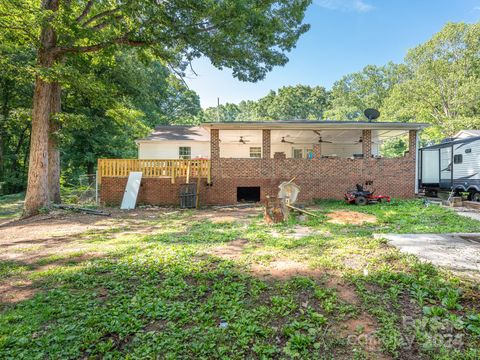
[419,136,480,201]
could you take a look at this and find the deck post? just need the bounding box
[410,130,419,194]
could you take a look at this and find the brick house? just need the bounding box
[98,121,427,206]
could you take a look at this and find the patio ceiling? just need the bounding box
[218,129,409,144]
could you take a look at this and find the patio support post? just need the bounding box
[408,130,417,159]
[211,129,220,160]
[362,130,372,158]
[262,129,271,159]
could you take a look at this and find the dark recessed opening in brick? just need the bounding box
[237,187,260,203]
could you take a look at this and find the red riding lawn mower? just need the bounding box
[345,184,391,205]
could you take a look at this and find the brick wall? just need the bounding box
[209,156,415,203]
[100,177,210,206]
[101,156,415,206]
[100,130,418,206]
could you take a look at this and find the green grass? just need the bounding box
[0,193,24,219]
[0,199,479,359]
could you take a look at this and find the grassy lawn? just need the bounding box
[0,199,480,359]
[0,193,24,221]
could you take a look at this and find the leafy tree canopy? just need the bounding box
[201,84,329,122]
[383,22,480,140]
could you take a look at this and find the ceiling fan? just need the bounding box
[353,136,379,145]
[239,136,250,144]
[313,130,332,144]
[281,136,294,144]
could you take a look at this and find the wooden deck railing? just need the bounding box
[97,159,211,184]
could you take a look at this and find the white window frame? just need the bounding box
[249,147,262,158]
[292,147,314,159]
[179,146,191,159]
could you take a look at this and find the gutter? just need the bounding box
[201,121,428,131]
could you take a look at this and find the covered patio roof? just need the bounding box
[202,120,428,131]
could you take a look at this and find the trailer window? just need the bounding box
[454,154,463,164]
[465,148,472,153]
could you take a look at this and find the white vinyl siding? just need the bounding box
[452,139,480,181]
[138,141,210,159]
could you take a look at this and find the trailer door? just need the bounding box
[440,147,452,189]
[421,149,439,185]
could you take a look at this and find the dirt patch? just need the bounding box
[0,279,36,304]
[206,239,250,260]
[326,276,359,304]
[338,311,391,359]
[327,211,377,225]
[192,207,259,224]
[251,259,323,280]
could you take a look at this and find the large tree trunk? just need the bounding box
[48,82,61,204]
[24,75,52,216]
[23,0,59,216]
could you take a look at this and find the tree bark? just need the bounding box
[23,74,52,216]
[23,0,59,216]
[48,82,61,204]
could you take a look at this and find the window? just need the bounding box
[292,148,313,159]
[249,147,261,158]
[179,147,191,159]
[293,149,304,159]
[465,148,472,154]
[454,154,463,164]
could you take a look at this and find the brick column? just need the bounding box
[211,129,220,159]
[262,129,271,159]
[408,130,417,158]
[313,144,321,159]
[362,130,372,158]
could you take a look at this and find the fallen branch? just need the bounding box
[52,204,111,216]
[286,204,321,218]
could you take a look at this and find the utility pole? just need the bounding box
[217,97,220,122]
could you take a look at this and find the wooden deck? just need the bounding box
[97,159,211,184]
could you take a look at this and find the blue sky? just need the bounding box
[185,0,480,108]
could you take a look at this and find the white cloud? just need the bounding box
[474,6,480,11]
[315,0,375,13]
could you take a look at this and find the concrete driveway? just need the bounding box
[376,233,480,277]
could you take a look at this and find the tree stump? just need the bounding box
[264,196,288,224]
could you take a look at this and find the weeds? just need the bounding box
[0,198,479,359]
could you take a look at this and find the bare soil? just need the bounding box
[327,211,377,225]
